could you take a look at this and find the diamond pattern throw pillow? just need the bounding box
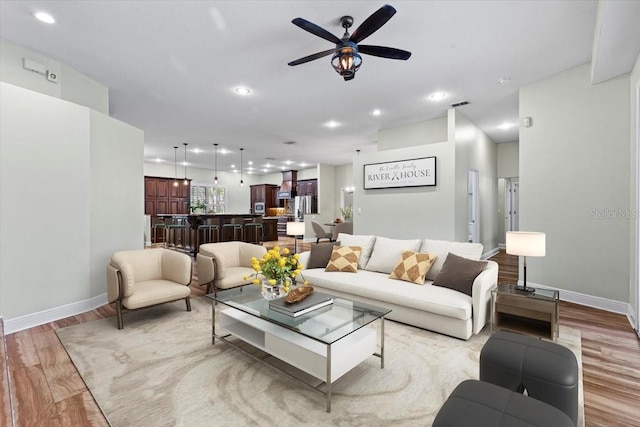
[325,246,361,273]
[389,251,437,285]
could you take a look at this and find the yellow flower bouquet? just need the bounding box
[243,246,308,300]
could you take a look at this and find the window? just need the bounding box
[190,185,226,213]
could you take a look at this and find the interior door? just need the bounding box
[511,182,519,231]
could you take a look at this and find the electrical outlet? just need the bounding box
[357,208,362,214]
[47,71,58,83]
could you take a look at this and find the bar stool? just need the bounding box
[222,217,244,241]
[167,217,187,250]
[244,217,264,245]
[151,221,167,247]
[198,223,220,244]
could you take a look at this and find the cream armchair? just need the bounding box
[196,241,267,294]
[107,248,192,329]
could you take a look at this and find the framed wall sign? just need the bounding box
[364,156,436,189]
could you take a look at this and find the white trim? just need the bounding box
[517,280,631,316]
[482,247,500,260]
[4,293,109,334]
[498,243,506,249]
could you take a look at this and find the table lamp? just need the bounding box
[506,231,546,293]
[286,221,305,254]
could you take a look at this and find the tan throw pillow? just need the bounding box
[432,252,487,296]
[325,246,361,273]
[389,251,437,285]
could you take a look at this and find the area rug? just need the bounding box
[56,297,584,427]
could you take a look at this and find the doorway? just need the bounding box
[505,179,519,232]
[468,169,480,243]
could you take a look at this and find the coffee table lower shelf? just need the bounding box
[213,307,383,412]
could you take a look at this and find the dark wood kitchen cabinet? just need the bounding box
[296,179,317,197]
[145,176,191,216]
[250,184,279,213]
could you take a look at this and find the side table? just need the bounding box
[491,284,559,340]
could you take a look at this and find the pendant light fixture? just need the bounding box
[213,143,219,185]
[239,148,244,187]
[183,143,189,186]
[173,146,179,187]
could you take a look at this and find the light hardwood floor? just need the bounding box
[1,245,639,426]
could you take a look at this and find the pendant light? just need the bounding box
[213,143,219,185]
[173,146,179,187]
[183,143,189,186]
[239,148,244,187]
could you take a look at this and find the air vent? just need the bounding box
[450,101,470,108]
[283,141,296,145]
[265,157,276,161]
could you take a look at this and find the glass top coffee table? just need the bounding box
[205,285,391,412]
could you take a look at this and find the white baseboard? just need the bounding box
[498,243,506,249]
[518,280,631,316]
[4,293,109,335]
[482,247,500,259]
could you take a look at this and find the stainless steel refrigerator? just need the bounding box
[294,195,314,219]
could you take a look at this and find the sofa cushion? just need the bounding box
[302,268,472,320]
[365,236,422,274]
[337,234,376,269]
[421,239,484,281]
[389,251,437,285]
[432,253,487,296]
[307,242,339,269]
[325,246,361,273]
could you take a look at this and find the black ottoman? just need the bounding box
[433,380,574,427]
[480,330,579,425]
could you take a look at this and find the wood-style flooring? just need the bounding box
[1,244,639,427]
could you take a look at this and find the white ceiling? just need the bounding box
[1,1,638,174]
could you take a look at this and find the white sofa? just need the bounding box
[297,234,498,340]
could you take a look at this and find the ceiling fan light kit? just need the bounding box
[288,4,411,81]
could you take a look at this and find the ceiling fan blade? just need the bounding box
[358,45,411,60]
[349,4,396,44]
[292,18,342,44]
[288,49,335,66]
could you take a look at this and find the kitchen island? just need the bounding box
[155,214,278,254]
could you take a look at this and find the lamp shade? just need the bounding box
[506,231,546,257]
[286,221,305,236]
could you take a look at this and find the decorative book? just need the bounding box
[269,291,333,317]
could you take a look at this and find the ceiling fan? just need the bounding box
[287,4,411,81]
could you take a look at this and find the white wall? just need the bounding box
[90,111,144,297]
[497,142,519,178]
[0,39,109,115]
[378,117,448,150]
[629,53,640,329]
[451,110,499,251]
[0,83,143,325]
[354,142,457,240]
[519,63,631,303]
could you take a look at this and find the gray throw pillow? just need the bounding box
[307,242,339,269]
[432,252,487,296]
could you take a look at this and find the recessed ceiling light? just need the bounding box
[248,161,253,166]
[300,162,308,167]
[497,77,511,85]
[372,109,382,116]
[265,163,272,168]
[219,148,229,154]
[325,120,340,128]
[428,92,447,101]
[230,164,236,168]
[498,122,515,130]
[33,11,55,24]
[154,158,163,163]
[234,86,251,96]
[263,168,269,173]
[280,166,286,170]
[191,148,202,154]
[284,160,293,165]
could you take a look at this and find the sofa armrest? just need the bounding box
[106,263,121,303]
[471,260,498,334]
[298,251,311,269]
[196,253,216,285]
[161,249,192,286]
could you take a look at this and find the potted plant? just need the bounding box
[340,204,353,221]
[190,200,207,215]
